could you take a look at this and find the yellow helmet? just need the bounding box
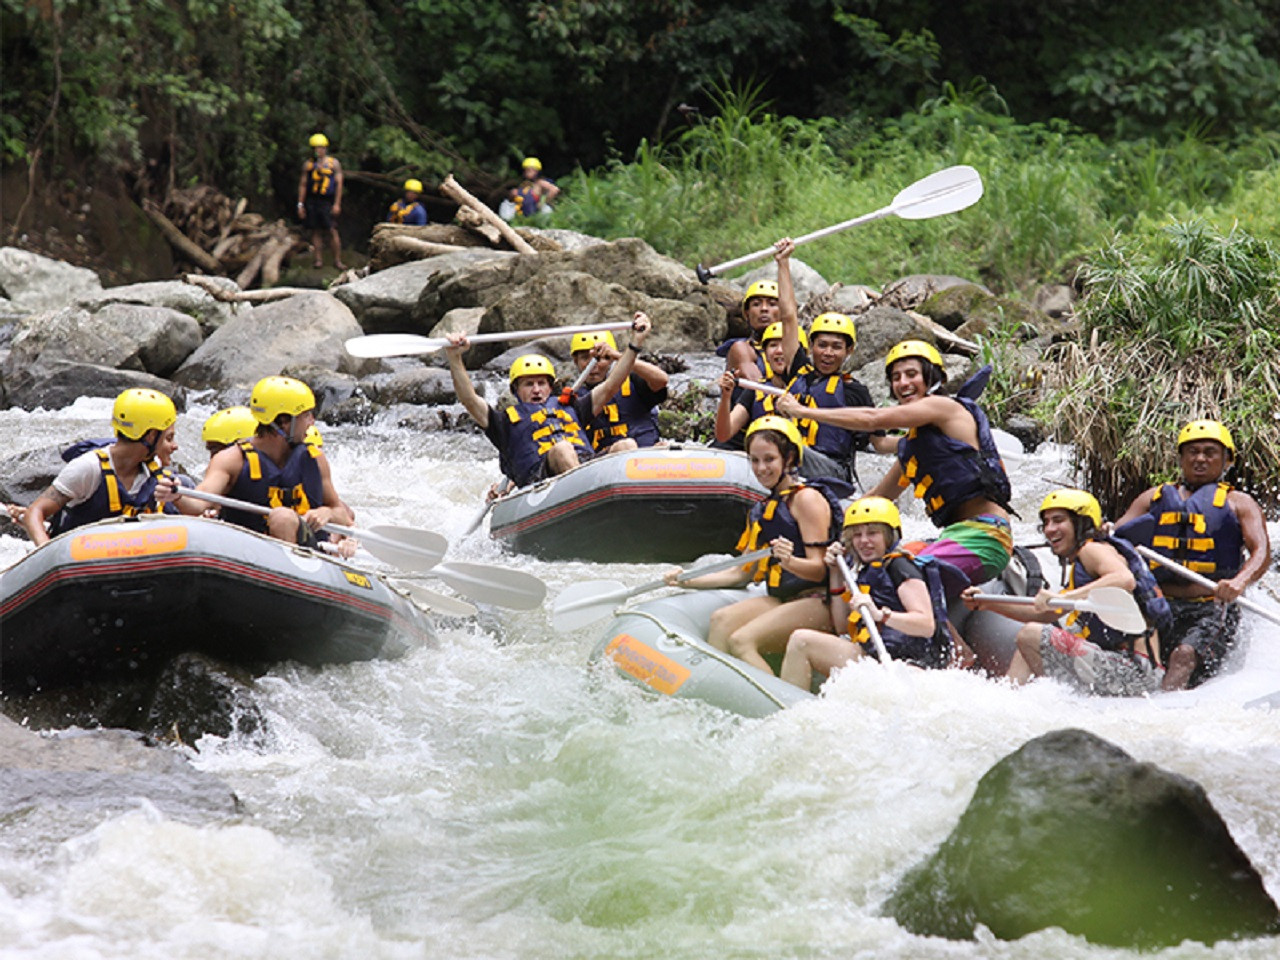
[304,425,324,448]
[112,389,177,441]
[760,321,810,350]
[810,312,857,346]
[521,157,543,172]
[885,339,944,373]
[403,178,423,193]
[570,330,617,354]
[201,406,258,446]
[741,279,779,310]
[309,133,329,148]
[250,376,316,424]
[1177,419,1235,458]
[508,354,556,387]
[1039,489,1103,529]
[745,414,804,456]
[843,496,901,535]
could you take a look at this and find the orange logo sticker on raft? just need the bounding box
[604,633,691,695]
[624,457,726,481]
[70,526,189,561]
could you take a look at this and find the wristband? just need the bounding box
[627,343,641,353]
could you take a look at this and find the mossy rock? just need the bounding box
[919,284,1047,338]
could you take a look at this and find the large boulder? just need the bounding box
[279,363,361,419]
[358,366,455,406]
[173,292,374,391]
[918,284,1047,338]
[334,250,513,333]
[849,305,923,369]
[881,274,991,313]
[886,729,1280,948]
[3,302,202,380]
[0,445,66,503]
[4,360,188,412]
[0,247,102,313]
[78,278,245,334]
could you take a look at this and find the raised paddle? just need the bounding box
[834,554,892,662]
[696,165,984,283]
[344,321,634,360]
[968,587,1147,634]
[168,487,447,571]
[552,547,774,632]
[1135,545,1280,627]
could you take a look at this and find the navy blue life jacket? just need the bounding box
[387,198,426,225]
[1142,482,1243,582]
[846,551,960,668]
[61,437,114,462]
[1065,535,1173,650]
[895,365,1013,528]
[306,157,338,198]
[223,440,326,536]
[738,476,854,599]
[787,371,871,460]
[577,374,661,450]
[52,448,167,535]
[499,397,591,486]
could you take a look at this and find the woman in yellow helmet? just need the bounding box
[781,497,953,690]
[664,415,850,674]
[387,178,428,225]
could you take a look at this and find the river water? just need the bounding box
[2,394,1279,959]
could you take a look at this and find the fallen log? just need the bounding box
[908,309,979,355]
[385,236,471,258]
[259,235,297,288]
[143,198,222,273]
[183,274,311,303]
[440,175,535,254]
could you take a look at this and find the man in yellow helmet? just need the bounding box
[1113,419,1270,690]
[387,178,428,225]
[201,406,260,456]
[718,238,800,384]
[161,376,352,545]
[507,156,560,218]
[568,329,668,453]
[23,389,179,546]
[965,489,1171,696]
[296,133,346,270]
[444,314,652,487]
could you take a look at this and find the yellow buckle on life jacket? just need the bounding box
[96,449,123,513]
[238,441,263,481]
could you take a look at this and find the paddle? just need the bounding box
[170,487,447,571]
[969,587,1147,634]
[552,547,773,631]
[834,554,892,662]
[398,582,479,618]
[696,165,983,282]
[462,479,514,537]
[168,487,547,609]
[1135,545,1280,627]
[344,321,635,360]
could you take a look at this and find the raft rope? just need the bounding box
[616,605,791,711]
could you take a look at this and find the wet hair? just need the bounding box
[745,429,801,474]
[886,356,946,394]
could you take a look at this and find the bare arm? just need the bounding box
[777,392,974,440]
[23,486,68,547]
[159,446,242,515]
[726,339,765,381]
[331,158,343,214]
[631,358,669,393]
[770,487,834,585]
[1114,487,1157,528]
[589,312,650,414]
[886,577,935,638]
[297,163,309,206]
[444,336,490,428]
[1063,541,1135,599]
[1220,493,1271,601]
[774,238,800,372]
[714,371,749,442]
[868,461,905,501]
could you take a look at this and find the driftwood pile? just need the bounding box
[143,186,301,289]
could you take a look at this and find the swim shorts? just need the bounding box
[1040,625,1161,697]
[915,514,1013,592]
[1162,597,1241,688]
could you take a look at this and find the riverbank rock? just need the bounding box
[146,653,268,747]
[0,716,238,821]
[78,278,246,333]
[0,246,103,313]
[4,360,189,412]
[732,257,830,305]
[173,291,373,390]
[359,366,455,406]
[335,250,513,333]
[886,728,1280,948]
[0,445,65,503]
[849,306,922,369]
[881,274,990,314]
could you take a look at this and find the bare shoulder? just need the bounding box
[1228,488,1266,517]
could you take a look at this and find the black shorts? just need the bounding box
[295,518,319,548]
[1162,597,1241,687]
[304,197,335,230]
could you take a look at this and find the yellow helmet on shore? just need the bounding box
[570,330,617,354]
[1040,489,1103,529]
[403,178,423,193]
[202,406,258,447]
[521,157,542,172]
[112,389,177,441]
[745,414,804,456]
[1177,419,1235,458]
[509,354,556,387]
[309,133,329,148]
[810,312,857,346]
[741,280,779,311]
[250,376,316,424]
[843,497,901,535]
[760,322,809,349]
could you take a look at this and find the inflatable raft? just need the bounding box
[489,445,766,562]
[0,514,435,696]
[588,548,1044,717]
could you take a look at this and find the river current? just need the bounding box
[2,393,1279,959]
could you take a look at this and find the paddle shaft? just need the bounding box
[629,546,774,598]
[835,554,891,662]
[559,356,598,404]
[457,321,634,350]
[735,377,788,398]
[703,206,893,279]
[1136,546,1280,627]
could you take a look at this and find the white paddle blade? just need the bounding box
[401,583,479,617]
[892,165,983,220]
[359,525,449,571]
[991,428,1025,460]
[1081,587,1147,634]
[431,561,547,610]
[552,580,634,632]
[345,334,445,358]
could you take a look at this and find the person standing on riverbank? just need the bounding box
[297,133,346,270]
[1113,420,1270,690]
